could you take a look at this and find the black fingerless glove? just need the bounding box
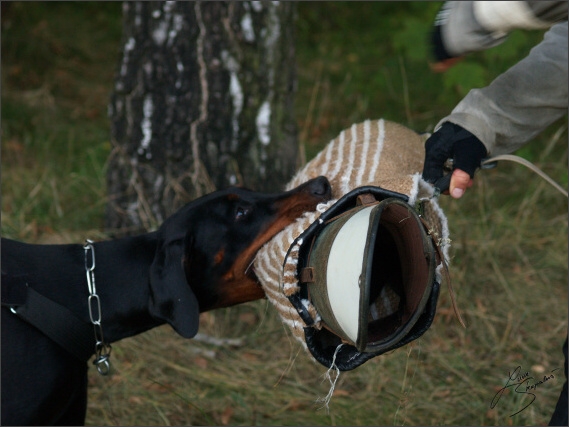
[422,122,487,190]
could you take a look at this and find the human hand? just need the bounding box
[430,6,464,73]
[429,56,464,73]
[430,2,508,73]
[422,122,487,199]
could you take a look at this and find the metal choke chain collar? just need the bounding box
[84,239,112,375]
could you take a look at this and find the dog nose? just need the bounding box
[307,176,332,198]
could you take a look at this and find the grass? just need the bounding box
[2,2,567,425]
[2,2,119,240]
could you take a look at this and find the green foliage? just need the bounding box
[296,1,552,146]
[392,16,432,61]
[1,1,122,239]
[442,62,487,95]
[390,9,546,99]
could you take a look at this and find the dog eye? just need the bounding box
[235,206,251,221]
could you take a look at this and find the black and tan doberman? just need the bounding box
[1,176,331,425]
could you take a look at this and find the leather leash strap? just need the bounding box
[482,154,568,198]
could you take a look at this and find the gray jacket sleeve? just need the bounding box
[437,21,568,156]
[438,1,567,57]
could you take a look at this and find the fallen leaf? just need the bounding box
[220,406,233,425]
[194,356,208,369]
[242,352,259,362]
[433,389,451,398]
[239,312,257,325]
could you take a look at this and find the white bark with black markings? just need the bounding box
[106,1,297,234]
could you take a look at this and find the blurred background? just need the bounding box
[2,2,567,425]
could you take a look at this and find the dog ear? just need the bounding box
[149,237,200,338]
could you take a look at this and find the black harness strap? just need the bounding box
[2,277,94,362]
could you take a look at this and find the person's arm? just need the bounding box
[439,22,567,156]
[423,22,568,198]
[432,1,567,72]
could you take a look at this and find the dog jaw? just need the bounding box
[207,178,332,311]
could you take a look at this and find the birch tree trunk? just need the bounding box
[106,1,297,234]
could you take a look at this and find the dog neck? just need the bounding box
[90,234,164,343]
[3,235,166,345]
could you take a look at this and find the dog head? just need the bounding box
[149,176,332,338]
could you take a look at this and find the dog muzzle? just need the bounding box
[285,186,440,371]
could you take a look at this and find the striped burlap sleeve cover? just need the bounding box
[253,119,450,350]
